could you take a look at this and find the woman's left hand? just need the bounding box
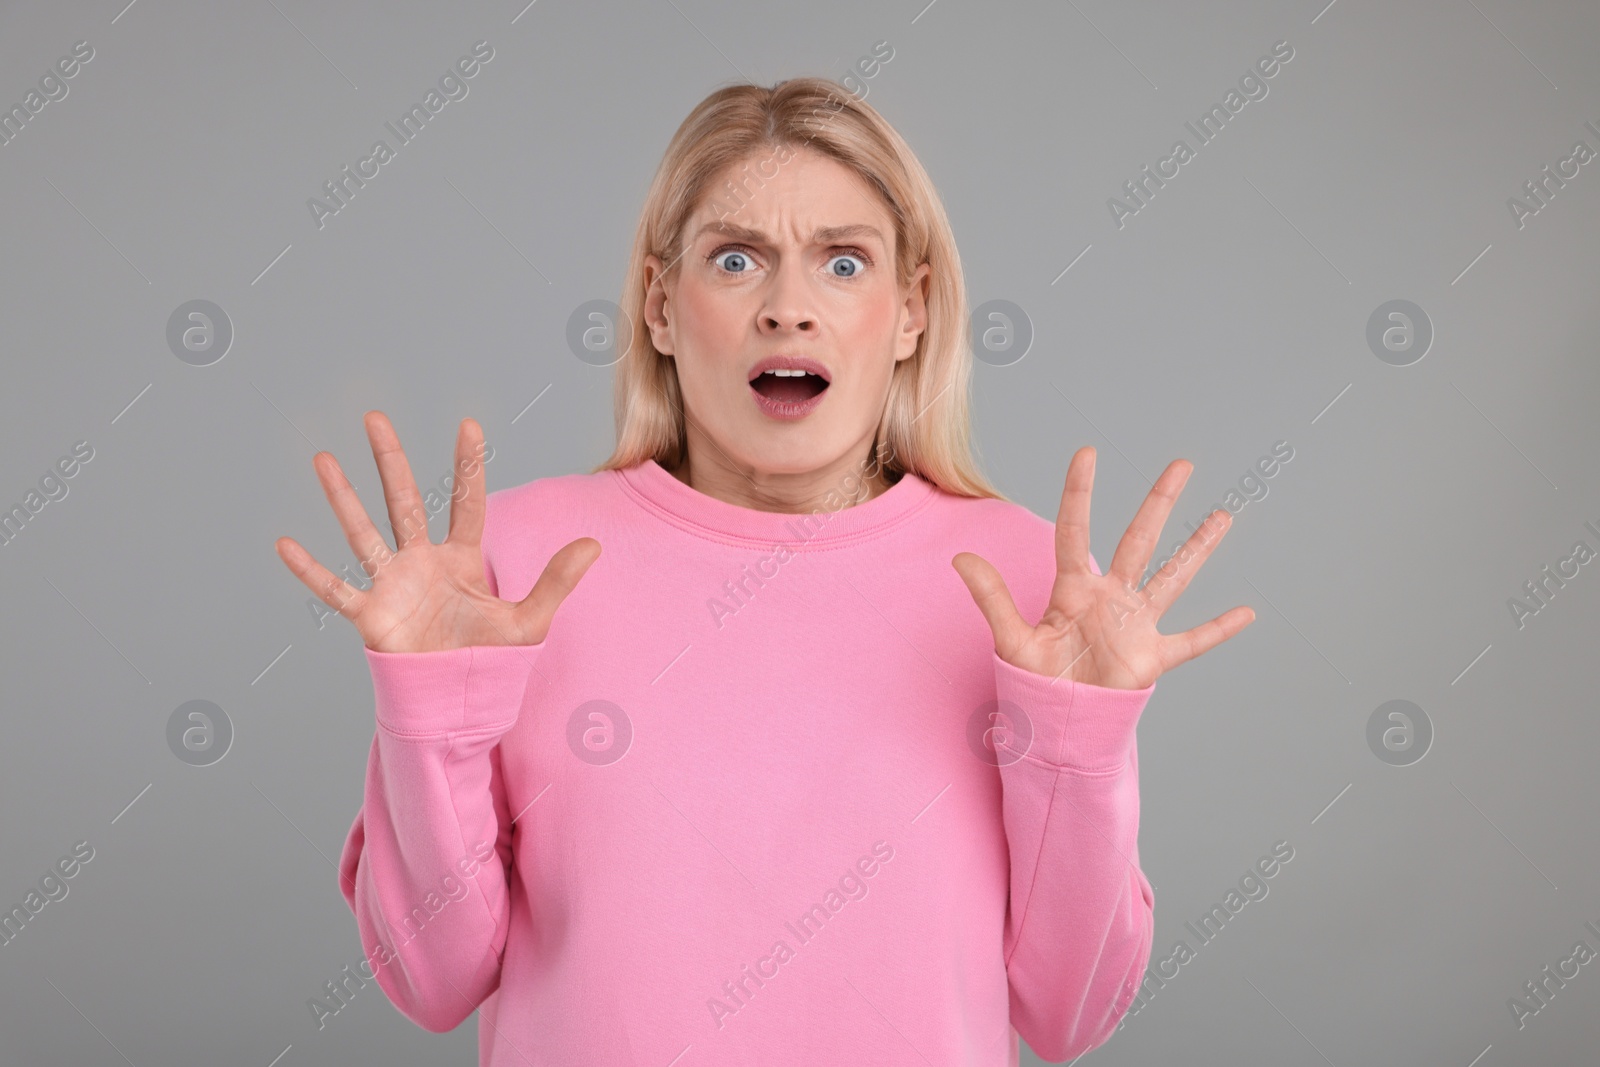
[952,446,1255,690]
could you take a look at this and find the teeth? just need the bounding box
[763,368,812,377]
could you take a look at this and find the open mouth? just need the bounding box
[749,369,829,403]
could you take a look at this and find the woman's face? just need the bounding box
[643,146,929,490]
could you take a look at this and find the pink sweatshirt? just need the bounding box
[338,458,1156,1065]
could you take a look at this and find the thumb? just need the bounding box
[515,537,602,641]
[951,552,1029,659]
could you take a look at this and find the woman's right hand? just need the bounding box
[275,411,601,654]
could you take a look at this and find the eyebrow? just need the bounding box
[690,221,886,247]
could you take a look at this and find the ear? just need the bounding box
[643,253,675,356]
[894,262,931,363]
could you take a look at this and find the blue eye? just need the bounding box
[713,250,752,273]
[827,254,865,277]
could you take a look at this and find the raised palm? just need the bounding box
[953,446,1253,690]
[275,411,600,654]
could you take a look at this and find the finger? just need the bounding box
[275,535,369,619]
[951,552,1032,659]
[364,411,431,551]
[1138,508,1233,616]
[1107,458,1192,587]
[513,537,603,638]
[1159,604,1255,670]
[1054,446,1096,579]
[446,418,488,547]
[313,450,396,573]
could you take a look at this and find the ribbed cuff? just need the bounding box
[992,649,1154,772]
[365,641,545,736]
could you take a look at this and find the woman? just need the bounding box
[275,77,1252,1066]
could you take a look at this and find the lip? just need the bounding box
[747,354,831,422]
[747,355,832,383]
[749,384,827,421]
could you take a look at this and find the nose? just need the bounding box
[758,260,817,335]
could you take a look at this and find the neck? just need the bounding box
[666,431,894,514]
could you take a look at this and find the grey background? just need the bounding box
[2,0,1597,1063]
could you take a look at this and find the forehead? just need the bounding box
[688,147,895,246]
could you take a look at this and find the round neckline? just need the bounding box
[613,457,936,548]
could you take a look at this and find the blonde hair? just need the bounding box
[592,77,1004,501]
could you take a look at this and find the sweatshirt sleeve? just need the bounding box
[336,639,544,1033]
[992,649,1156,1062]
